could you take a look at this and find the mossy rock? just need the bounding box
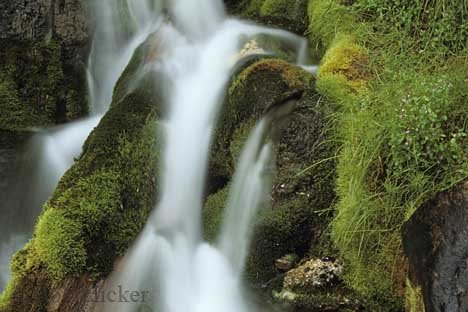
[317,34,370,98]
[203,186,230,243]
[206,57,338,289]
[0,37,163,311]
[246,88,338,285]
[229,0,309,34]
[0,40,88,130]
[210,57,312,180]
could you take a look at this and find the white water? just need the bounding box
[1,0,311,306]
[0,0,161,291]
[219,120,272,275]
[100,1,309,312]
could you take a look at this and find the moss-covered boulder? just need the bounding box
[205,57,341,302]
[0,38,162,312]
[210,57,312,179]
[227,0,309,35]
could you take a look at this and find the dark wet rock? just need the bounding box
[0,130,35,232]
[403,180,468,312]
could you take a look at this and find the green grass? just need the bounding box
[308,0,468,308]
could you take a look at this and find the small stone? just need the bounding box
[283,258,343,291]
[275,254,299,271]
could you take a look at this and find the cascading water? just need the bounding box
[99,1,311,311]
[0,0,161,291]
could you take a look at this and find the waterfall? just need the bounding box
[218,120,272,275]
[1,0,311,306]
[99,1,309,312]
[0,0,160,291]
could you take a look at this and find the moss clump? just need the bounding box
[246,198,316,283]
[0,40,87,130]
[259,0,309,34]
[211,58,312,179]
[260,0,291,15]
[318,34,369,95]
[0,38,162,311]
[203,186,230,243]
[35,171,122,279]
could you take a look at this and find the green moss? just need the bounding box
[246,197,314,283]
[203,186,230,243]
[35,208,87,279]
[243,0,267,16]
[0,74,36,129]
[211,58,312,179]
[307,0,362,55]
[235,0,309,34]
[0,40,88,130]
[260,0,291,16]
[318,34,370,95]
[230,118,257,170]
[0,38,162,310]
[0,241,49,312]
[35,171,124,279]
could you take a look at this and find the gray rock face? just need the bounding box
[54,0,88,45]
[403,181,468,312]
[0,0,88,45]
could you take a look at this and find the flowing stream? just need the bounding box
[1,0,311,308]
[0,0,160,291]
[99,1,310,311]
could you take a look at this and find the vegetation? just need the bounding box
[307,0,467,308]
[230,0,309,34]
[0,41,161,311]
[1,1,466,310]
[0,40,87,130]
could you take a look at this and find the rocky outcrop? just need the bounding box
[203,55,355,309]
[0,37,161,312]
[0,0,89,131]
[0,0,87,45]
[403,181,468,312]
[225,0,309,35]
